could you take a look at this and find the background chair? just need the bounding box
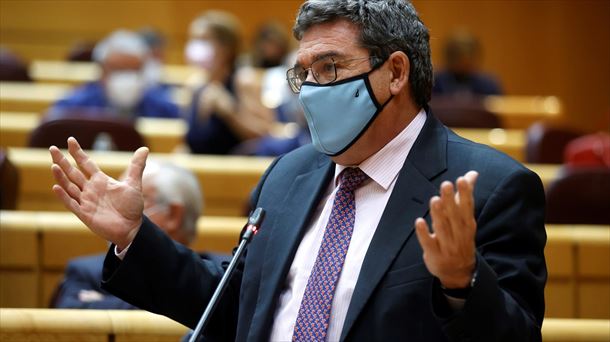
[526,121,582,164]
[429,95,501,128]
[545,166,610,225]
[28,111,145,151]
[0,47,32,81]
[0,149,20,209]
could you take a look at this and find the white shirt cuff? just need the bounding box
[114,243,132,260]
[444,294,466,312]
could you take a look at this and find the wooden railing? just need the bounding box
[0,309,608,342]
[1,211,608,318]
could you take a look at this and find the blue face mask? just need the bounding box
[299,70,393,156]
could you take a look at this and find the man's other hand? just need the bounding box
[415,171,479,289]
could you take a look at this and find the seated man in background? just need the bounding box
[51,30,180,119]
[52,161,220,309]
[432,30,503,97]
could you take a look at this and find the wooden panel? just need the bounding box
[545,281,575,318]
[0,221,37,267]
[579,244,610,278]
[545,235,573,278]
[0,272,38,308]
[579,283,610,319]
[0,333,106,342]
[41,230,108,268]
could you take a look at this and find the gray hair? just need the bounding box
[293,0,432,107]
[146,162,203,244]
[93,29,150,63]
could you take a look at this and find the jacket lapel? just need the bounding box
[340,112,448,340]
[248,154,334,339]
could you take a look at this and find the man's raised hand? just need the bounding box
[415,171,479,289]
[49,137,149,250]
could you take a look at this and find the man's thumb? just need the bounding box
[125,147,149,189]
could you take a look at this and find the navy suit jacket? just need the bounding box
[102,112,546,341]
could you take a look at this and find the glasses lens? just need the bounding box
[287,67,304,93]
[311,56,336,85]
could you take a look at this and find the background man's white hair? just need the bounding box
[93,29,150,63]
[144,161,204,244]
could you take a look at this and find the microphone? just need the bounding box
[188,208,266,342]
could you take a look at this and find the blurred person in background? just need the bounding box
[51,161,224,309]
[184,10,275,155]
[51,30,180,119]
[138,27,168,89]
[433,30,503,97]
[248,21,291,69]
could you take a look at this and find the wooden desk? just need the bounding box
[29,60,201,86]
[0,210,244,307]
[2,113,528,161]
[0,309,607,342]
[0,309,187,342]
[7,147,273,216]
[0,112,186,153]
[484,95,563,129]
[0,82,191,113]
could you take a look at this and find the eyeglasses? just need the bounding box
[286,55,382,94]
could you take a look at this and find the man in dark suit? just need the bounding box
[49,1,546,341]
[52,161,215,309]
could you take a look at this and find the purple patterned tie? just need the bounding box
[292,167,369,342]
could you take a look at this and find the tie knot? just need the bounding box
[340,167,368,192]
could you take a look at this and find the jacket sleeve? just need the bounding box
[433,168,547,342]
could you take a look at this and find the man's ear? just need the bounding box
[166,203,185,236]
[387,51,410,96]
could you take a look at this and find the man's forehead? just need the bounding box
[294,19,364,66]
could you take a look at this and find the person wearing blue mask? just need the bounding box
[51,30,179,120]
[49,1,546,341]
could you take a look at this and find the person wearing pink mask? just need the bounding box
[52,30,180,120]
[184,11,275,155]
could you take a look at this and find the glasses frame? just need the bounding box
[286,55,382,94]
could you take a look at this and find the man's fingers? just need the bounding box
[124,147,149,190]
[67,137,100,177]
[430,196,453,244]
[52,184,82,217]
[457,171,478,219]
[51,164,81,202]
[440,181,459,226]
[415,218,439,254]
[50,145,87,189]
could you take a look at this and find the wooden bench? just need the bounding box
[29,60,200,87]
[0,211,244,308]
[0,308,188,342]
[6,147,273,216]
[4,147,560,215]
[1,210,608,316]
[0,309,608,342]
[1,111,527,160]
[0,112,187,153]
[0,82,190,112]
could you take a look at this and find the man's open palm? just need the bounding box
[49,137,148,249]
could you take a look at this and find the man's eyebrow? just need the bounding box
[294,51,345,67]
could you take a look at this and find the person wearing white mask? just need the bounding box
[184,11,275,155]
[52,30,179,119]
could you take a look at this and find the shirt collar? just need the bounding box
[335,109,427,190]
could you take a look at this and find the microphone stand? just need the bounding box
[188,208,266,342]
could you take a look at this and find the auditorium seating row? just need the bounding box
[0,111,527,160]
[0,309,607,342]
[1,210,608,319]
[2,147,559,215]
[0,79,562,129]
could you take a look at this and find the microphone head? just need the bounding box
[248,207,266,227]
